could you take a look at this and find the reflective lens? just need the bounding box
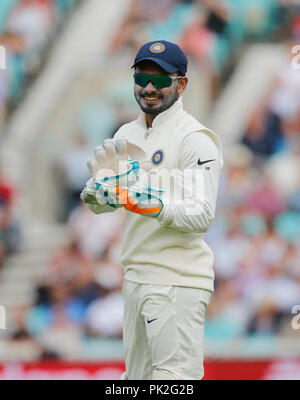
[134,73,175,89]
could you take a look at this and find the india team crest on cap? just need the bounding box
[149,43,166,54]
[152,150,164,166]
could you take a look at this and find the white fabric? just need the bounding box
[114,96,223,291]
[122,280,211,380]
[158,131,222,232]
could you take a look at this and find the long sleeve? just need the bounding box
[156,131,223,233]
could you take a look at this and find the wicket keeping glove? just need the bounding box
[93,138,162,213]
[81,137,152,209]
[80,138,128,209]
[90,138,165,218]
[80,177,99,205]
[97,169,165,218]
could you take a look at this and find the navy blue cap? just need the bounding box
[132,40,188,76]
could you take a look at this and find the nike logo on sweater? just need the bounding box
[147,318,158,324]
[197,159,215,166]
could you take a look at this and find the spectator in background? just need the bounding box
[32,228,124,342]
[243,36,300,162]
[205,278,246,339]
[109,0,149,55]
[241,106,284,157]
[84,288,123,339]
[217,144,253,213]
[6,0,55,101]
[84,242,123,339]
[8,305,32,341]
[26,283,84,358]
[84,246,124,339]
[179,0,229,99]
[6,0,54,52]
[0,0,79,125]
[0,31,25,114]
[0,168,20,267]
[266,137,300,198]
[59,133,91,217]
[288,178,300,212]
[246,299,282,336]
[213,208,254,280]
[27,282,86,334]
[276,0,300,38]
[243,172,286,219]
[268,49,300,136]
[179,14,217,67]
[68,203,125,261]
[131,0,176,23]
[35,239,92,301]
[255,218,287,269]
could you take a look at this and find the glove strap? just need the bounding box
[115,186,164,217]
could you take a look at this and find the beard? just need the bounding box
[134,87,179,115]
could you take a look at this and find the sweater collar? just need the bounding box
[136,96,184,130]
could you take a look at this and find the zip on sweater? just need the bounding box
[144,127,153,139]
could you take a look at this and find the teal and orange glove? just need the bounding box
[81,137,131,209]
[81,137,164,217]
[84,137,165,218]
[96,167,165,218]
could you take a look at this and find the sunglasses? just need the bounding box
[133,72,183,89]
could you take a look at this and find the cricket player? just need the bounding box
[81,40,223,380]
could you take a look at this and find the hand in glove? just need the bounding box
[81,137,151,209]
[92,138,165,218]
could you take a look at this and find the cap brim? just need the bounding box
[132,57,178,74]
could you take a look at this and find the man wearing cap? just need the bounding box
[81,40,223,380]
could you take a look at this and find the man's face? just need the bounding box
[134,61,186,115]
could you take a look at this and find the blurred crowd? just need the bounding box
[0,168,20,270]
[206,141,300,340]
[110,0,300,99]
[205,24,300,340]
[6,208,125,359]
[0,0,300,360]
[0,0,80,130]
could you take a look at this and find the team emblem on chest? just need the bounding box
[151,150,164,166]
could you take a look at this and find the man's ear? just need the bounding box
[178,76,188,96]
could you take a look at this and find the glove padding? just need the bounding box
[91,138,165,217]
[81,137,129,208]
[81,137,151,209]
[92,138,152,209]
[96,169,165,218]
[88,137,151,184]
[88,138,131,182]
[80,178,99,205]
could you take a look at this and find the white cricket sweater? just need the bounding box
[110,96,224,292]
